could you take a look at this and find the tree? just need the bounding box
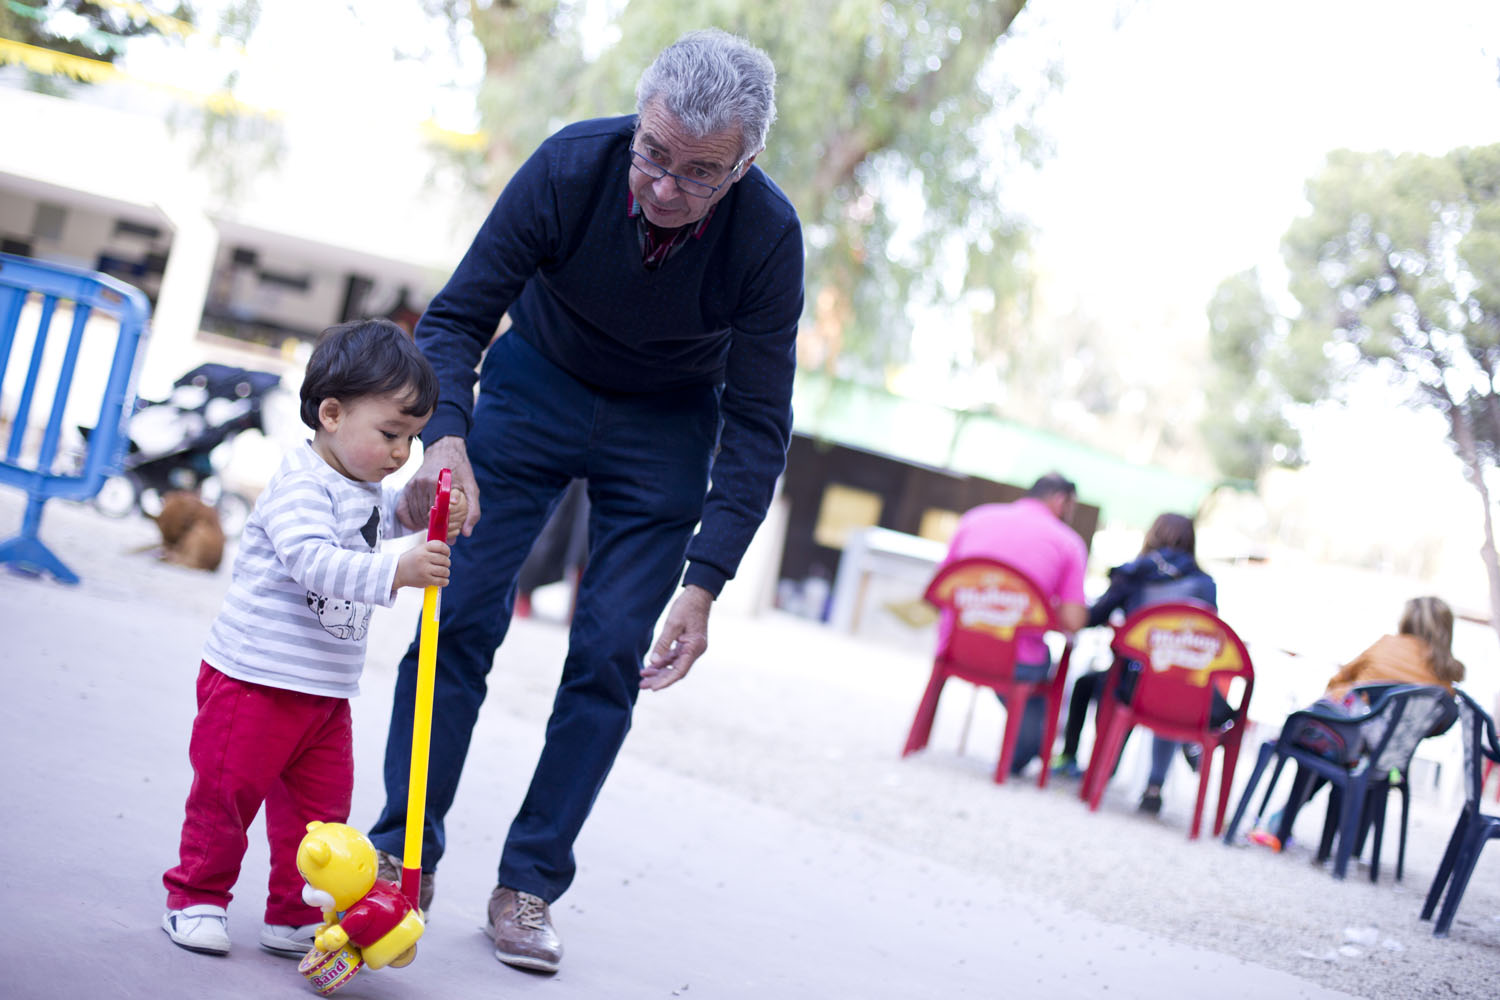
[1199,268,1326,485]
[423,0,1044,384]
[1275,144,1500,641]
[0,1,277,203]
[164,1,280,205]
[0,1,193,97]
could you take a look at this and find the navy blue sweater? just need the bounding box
[416,115,804,596]
[1086,547,1217,627]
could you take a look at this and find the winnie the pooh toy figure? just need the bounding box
[296,821,423,985]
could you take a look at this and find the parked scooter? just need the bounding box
[81,363,281,535]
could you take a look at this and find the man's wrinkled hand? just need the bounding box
[400,436,481,537]
[640,585,713,691]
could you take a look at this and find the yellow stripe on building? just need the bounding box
[0,36,487,152]
[420,118,487,153]
[0,37,275,117]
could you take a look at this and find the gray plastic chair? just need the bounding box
[1223,683,1454,879]
[1420,689,1500,936]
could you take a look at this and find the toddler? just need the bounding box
[161,318,467,957]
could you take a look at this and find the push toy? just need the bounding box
[403,468,451,907]
[295,471,452,995]
[295,822,422,993]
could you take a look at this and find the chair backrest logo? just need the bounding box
[955,585,1031,632]
[1146,627,1223,684]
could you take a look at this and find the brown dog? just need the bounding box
[153,491,226,572]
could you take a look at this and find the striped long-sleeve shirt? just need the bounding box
[202,441,413,698]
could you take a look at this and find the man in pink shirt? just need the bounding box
[936,473,1088,775]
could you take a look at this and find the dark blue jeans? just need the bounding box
[996,659,1051,776]
[368,333,718,902]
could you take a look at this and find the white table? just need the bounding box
[827,526,947,634]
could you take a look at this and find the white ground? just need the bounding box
[2,488,1497,998]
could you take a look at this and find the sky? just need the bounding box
[1009,0,1500,324]
[119,2,482,131]
[845,0,1500,444]
[900,0,1500,596]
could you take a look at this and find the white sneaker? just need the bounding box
[162,905,230,955]
[259,922,321,957]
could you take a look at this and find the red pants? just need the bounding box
[163,663,353,925]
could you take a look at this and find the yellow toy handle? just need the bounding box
[402,469,450,908]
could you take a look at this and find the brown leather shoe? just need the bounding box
[486,886,562,973]
[375,849,434,913]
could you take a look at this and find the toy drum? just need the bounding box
[298,943,363,995]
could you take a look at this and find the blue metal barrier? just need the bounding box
[0,253,151,583]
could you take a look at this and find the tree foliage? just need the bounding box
[436,0,1042,382]
[0,1,276,204]
[1283,145,1500,445]
[0,1,192,96]
[1199,268,1326,484]
[164,1,278,206]
[0,1,190,61]
[1269,143,1500,630]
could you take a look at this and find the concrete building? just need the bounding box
[0,83,475,399]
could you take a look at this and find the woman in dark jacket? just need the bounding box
[1053,513,1217,814]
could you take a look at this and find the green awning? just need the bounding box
[791,371,1214,528]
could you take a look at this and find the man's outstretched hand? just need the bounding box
[640,585,713,692]
[399,436,481,537]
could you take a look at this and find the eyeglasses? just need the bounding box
[629,147,742,199]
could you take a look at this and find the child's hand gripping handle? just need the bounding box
[402,468,451,910]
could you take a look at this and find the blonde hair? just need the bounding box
[1399,596,1465,684]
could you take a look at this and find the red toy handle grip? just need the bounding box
[427,469,452,542]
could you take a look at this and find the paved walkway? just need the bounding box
[0,493,1363,999]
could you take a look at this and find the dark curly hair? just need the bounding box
[299,319,439,430]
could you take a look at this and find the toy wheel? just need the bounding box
[93,473,140,518]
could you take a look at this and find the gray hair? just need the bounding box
[635,29,777,161]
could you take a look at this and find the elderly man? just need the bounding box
[366,29,802,974]
[936,473,1089,775]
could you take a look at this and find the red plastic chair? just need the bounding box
[1081,603,1255,838]
[901,557,1073,787]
